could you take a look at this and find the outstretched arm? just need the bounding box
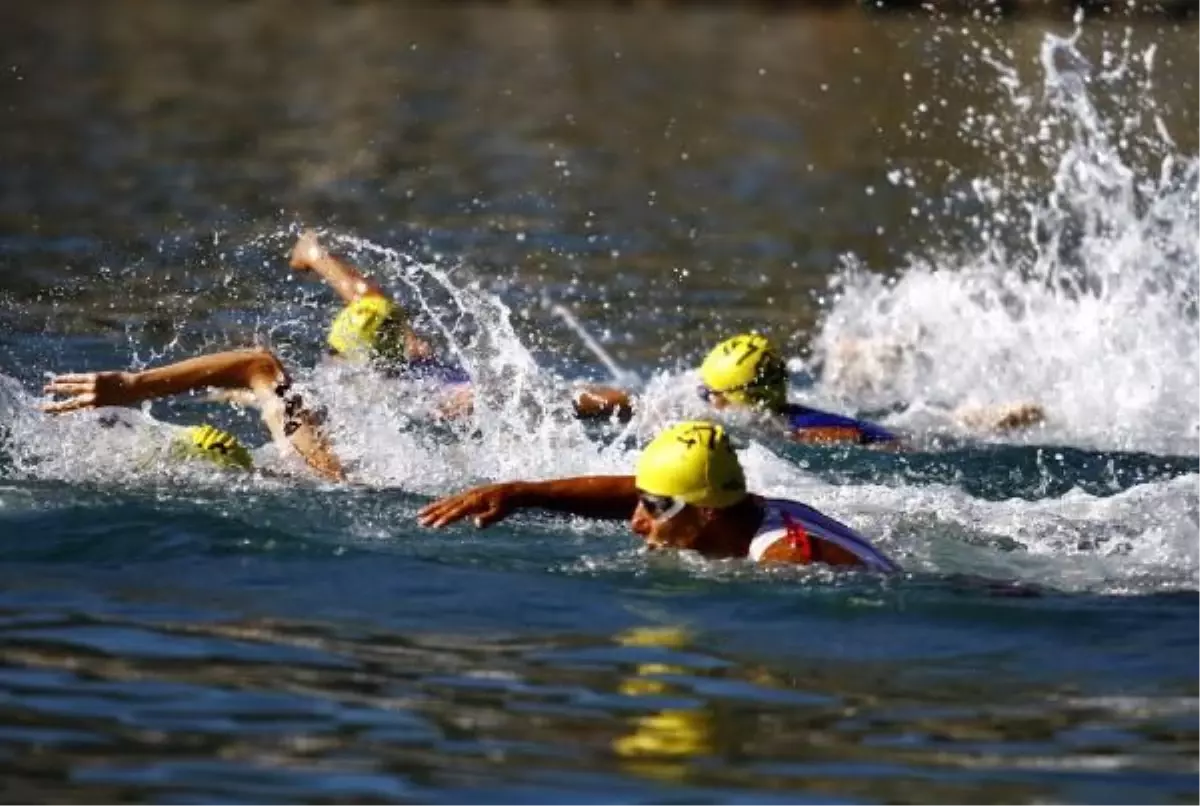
[572,385,635,421]
[42,349,289,411]
[289,230,388,305]
[42,349,345,482]
[419,475,639,529]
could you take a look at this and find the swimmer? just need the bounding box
[37,231,527,478]
[291,231,472,376]
[573,333,1044,446]
[40,348,345,481]
[288,230,473,416]
[419,420,900,573]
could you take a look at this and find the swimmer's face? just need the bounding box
[697,385,733,411]
[706,392,733,411]
[698,383,783,415]
[631,499,705,552]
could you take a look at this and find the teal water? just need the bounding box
[0,2,1197,803]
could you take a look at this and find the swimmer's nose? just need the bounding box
[630,504,653,538]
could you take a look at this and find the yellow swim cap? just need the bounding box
[327,295,408,363]
[698,333,788,411]
[171,424,253,470]
[634,421,747,509]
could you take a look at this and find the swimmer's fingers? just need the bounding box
[43,373,98,395]
[419,487,510,530]
[418,496,451,527]
[44,372,97,385]
[41,371,133,412]
[41,373,100,413]
[473,503,508,529]
[418,493,477,528]
[40,393,98,414]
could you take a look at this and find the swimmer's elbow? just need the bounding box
[241,349,288,391]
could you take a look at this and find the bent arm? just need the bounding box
[290,230,387,304]
[43,350,346,483]
[572,385,634,421]
[308,252,388,305]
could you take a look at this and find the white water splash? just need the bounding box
[1,264,1194,595]
[0,230,667,495]
[807,27,1198,456]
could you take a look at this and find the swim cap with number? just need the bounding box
[172,424,253,470]
[698,333,788,411]
[634,421,747,508]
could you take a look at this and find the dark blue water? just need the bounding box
[0,2,1197,803]
[0,479,1195,803]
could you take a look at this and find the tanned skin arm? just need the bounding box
[41,349,345,482]
[572,385,635,421]
[289,229,387,304]
[419,475,639,528]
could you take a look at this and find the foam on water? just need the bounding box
[804,25,1198,457]
[3,350,1195,596]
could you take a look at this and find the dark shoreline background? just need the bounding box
[0,1,1195,366]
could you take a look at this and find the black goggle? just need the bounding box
[697,383,756,402]
[637,491,687,523]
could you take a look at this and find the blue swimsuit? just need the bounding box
[386,357,471,386]
[782,404,897,445]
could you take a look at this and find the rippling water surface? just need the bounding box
[0,2,1196,802]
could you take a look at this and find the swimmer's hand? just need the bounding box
[419,483,518,529]
[288,229,326,273]
[434,385,474,421]
[954,402,1046,433]
[572,384,634,421]
[41,372,136,413]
